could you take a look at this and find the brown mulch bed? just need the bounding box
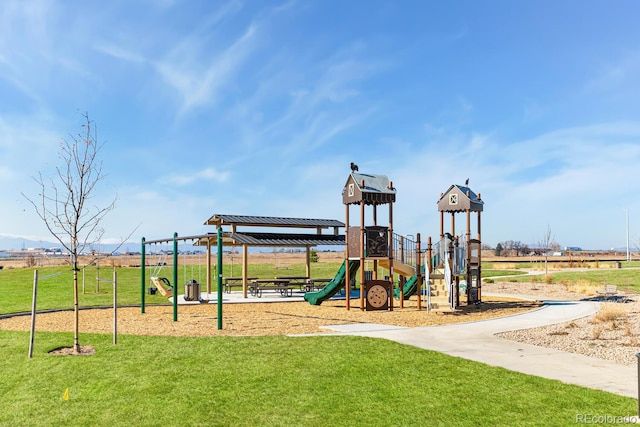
[49,345,96,356]
[0,296,540,337]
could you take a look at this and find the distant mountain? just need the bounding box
[0,235,139,254]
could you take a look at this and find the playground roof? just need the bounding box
[342,172,396,205]
[437,184,484,213]
[194,232,345,247]
[204,214,345,229]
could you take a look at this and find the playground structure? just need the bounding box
[140,169,484,321]
[304,170,483,312]
[303,172,405,310]
[428,183,483,311]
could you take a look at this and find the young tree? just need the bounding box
[538,225,556,276]
[23,112,116,354]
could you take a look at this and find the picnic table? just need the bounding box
[306,278,332,292]
[275,276,311,291]
[223,277,258,293]
[250,279,294,298]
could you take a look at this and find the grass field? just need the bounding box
[505,267,640,293]
[0,262,348,315]
[1,262,638,425]
[1,331,635,426]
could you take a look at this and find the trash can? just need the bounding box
[184,279,200,301]
[615,261,622,269]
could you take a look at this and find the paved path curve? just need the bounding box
[323,295,638,398]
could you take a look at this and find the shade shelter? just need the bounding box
[202,214,345,297]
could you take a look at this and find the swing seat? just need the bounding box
[151,276,173,298]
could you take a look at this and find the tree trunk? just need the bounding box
[544,256,548,276]
[73,266,80,353]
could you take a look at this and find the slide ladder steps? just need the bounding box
[427,277,454,313]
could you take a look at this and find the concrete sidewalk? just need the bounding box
[323,296,639,398]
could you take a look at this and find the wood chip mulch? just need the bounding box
[0,297,540,337]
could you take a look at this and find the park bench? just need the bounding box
[250,279,294,298]
[596,284,618,300]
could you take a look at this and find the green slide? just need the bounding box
[304,260,360,305]
[393,276,418,300]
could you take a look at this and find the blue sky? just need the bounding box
[1,0,640,250]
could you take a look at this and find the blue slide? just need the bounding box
[304,260,360,305]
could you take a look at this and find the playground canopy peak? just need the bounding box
[342,172,396,205]
[437,184,484,213]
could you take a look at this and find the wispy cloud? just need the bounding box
[0,115,61,181]
[0,0,100,105]
[586,49,640,94]
[156,23,258,116]
[223,41,388,167]
[159,167,230,187]
[95,43,147,64]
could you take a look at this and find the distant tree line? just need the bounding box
[494,240,530,257]
[493,238,561,257]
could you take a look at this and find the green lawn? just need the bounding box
[1,263,638,425]
[483,269,527,278]
[1,330,635,426]
[506,268,640,293]
[0,263,346,315]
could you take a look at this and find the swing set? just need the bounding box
[148,244,204,299]
[141,230,224,328]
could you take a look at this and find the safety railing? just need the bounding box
[391,232,417,268]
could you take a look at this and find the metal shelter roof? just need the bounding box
[196,214,346,248]
[228,232,345,246]
[204,214,345,229]
[194,232,345,247]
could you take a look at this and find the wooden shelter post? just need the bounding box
[451,212,456,238]
[399,235,404,308]
[466,208,471,300]
[242,245,248,298]
[427,236,433,273]
[345,203,351,311]
[416,233,422,310]
[454,237,460,308]
[360,200,365,311]
[206,242,212,294]
[373,203,378,280]
[388,196,394,311]
[478,207,482,301]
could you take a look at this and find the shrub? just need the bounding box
[590,325,604,340]
[26,255,37,268]
[594,303,627,324]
